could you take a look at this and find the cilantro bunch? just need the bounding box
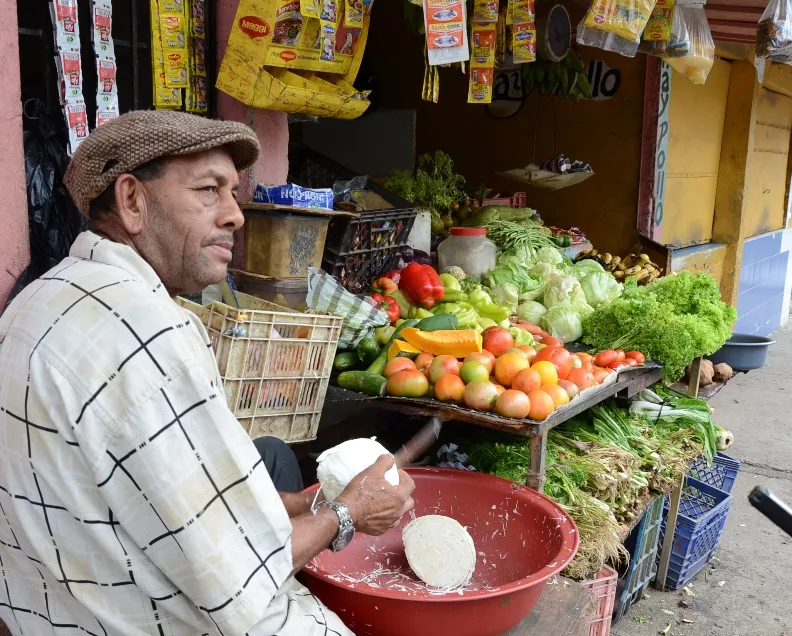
[384,151,466,217]
[581,272,737,380]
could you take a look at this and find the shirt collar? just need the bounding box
[70,231,169,295]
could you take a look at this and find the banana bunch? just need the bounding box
[574,250,663,285]
[520,50,593,103]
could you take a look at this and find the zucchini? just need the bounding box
[337,371,387,396]
[356,336,381,365]
[366,319,419,376]
[333,352,362,373]
[415,313,459,332]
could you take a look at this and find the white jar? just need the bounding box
[437,227,497,277]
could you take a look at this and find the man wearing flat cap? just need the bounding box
[0,111,414,635]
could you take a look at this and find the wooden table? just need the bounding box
[325,365,664,490]
[504,577,596,636]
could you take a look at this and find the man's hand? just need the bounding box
[336,454,415,536]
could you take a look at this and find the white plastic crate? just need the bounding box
[178,292,343,443]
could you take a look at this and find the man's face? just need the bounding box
[132,148,243,295]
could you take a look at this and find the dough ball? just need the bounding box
[403,515,476,590]
[316,437,399,502]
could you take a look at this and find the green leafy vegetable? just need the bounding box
[580,272,622,308]
[517,300,547,324]
[542,305,583,343]
[384,151,466,217]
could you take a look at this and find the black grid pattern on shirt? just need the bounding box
[0,248,292,636]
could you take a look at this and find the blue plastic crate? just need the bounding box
[613,496,664,622]
[688,452,741,494]
[657,477,733,590]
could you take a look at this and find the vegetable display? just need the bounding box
[581,272,737,380]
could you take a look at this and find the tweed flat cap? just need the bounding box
[64,110,261,215]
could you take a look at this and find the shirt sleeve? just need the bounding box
[82,361,295,635]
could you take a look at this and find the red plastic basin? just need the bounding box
[301,467,579,636]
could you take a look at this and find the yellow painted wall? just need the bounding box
[662,59,731,248]
[744,87,792,237]
[670,244,727,287]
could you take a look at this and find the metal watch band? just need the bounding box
[315,501,355,552]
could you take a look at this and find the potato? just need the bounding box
[713,363,734,383]
[687,359,714,386]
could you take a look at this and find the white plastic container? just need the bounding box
[437,227,497,277]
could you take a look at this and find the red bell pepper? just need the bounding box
[398,263,445,309]
[371,276,398,295]
[383,269,402,284]
[371,293,400,325]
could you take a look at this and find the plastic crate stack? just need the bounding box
[288,145,419,294]
[613,496,665,622]
[656,452,741,590]
[580,566,618,636]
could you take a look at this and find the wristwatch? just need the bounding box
[315,501,355,552]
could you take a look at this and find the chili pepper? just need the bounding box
[371,277,398,295]
[371,294,400,325]
[399,262,445,309]
[383,269,402,284]
[469,287,511,323]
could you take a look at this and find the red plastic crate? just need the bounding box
[480,192,527,208]
[580,565,618,636]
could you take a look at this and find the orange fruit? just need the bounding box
[527,390,556,421]
[434,374,466,403]
[512,368,541,394]
[494,352,530,387]
[531,360,559,386]
[541,383,570,407]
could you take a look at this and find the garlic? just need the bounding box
[316,438,399,502]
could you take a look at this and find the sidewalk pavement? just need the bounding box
[614,327,792,636]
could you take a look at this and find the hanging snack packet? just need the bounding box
[191,0,206,37]
[58,50,83,103]
[97,107,118,127]
[425,0,466,49]
[507,0,515,24]
[319,0,339,61]
[273,0,304,46]
[468,22,495,103]
[97,59,117,100]
[345,0,364,28]
[576,16,641,56]
[64,102,89,155]
[473,0,499,23]
[468,68,494,102]
[302,0,321,19]
[513,0,535,24]
[757,0,792,62]
[639,0,675,55]
[583,0,657,42]
[51,0,80,47]
[665,4,713,84]
[92,1,114,57]
[512,22,537,62]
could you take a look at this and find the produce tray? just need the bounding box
[656,477,733,590]
[688,452,741,495]
[330,365,663,436]
[614,496,664,623]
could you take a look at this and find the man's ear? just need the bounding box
[113,174,149,236]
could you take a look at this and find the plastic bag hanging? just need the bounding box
[757,0,792,63]
[580,0,658,42]
[665,3,714,85]
[576,16,641,57]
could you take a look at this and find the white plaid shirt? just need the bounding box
[0,232,352,636]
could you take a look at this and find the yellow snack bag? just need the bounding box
[345,0,364,28]
[584,0,657,42]
[513,0,534,24]
[473,0,498,23]
[160,0,184,14]
[468,67,493,102]
[160,14,187,49]
[470,22,496,66]
[506,0,515,25]
[642,0,674,41]
[301,0,321,19]
[512,22,536,62]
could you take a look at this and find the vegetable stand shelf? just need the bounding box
[325,364,663,490]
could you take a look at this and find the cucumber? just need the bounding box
[415,313,459,332]
[333,352,362,373]
[337,371,387,397]
[366,319,419,376]
[356,336,381,365]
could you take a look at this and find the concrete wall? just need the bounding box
[0,0,29,310]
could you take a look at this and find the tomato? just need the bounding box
[429,355,461,383]
[482,327,514,358]
[625,351,646,365]
[570,356,583,369]
[434,374,465,403]
[387,369,429,397]
[518,345,537,363]
[495,352,530,387]
[566,367,595,390]
[576,352,594,366]
[616,350,626,363]
[460,361,490,384]
[464,352,494,374]
[557,379,579,400]
[594,350,618,367]
[414,352,435,379]
[592,367,610,384]
[493,384,506,397]
[512,368,542,394]
[527,390,556,421]
[534,346,573,380]
[463,381,500,411]
[541,383,570,407]
[541,336,563,347]
[532,361,559,385]
[609,362,628,371]
[384,357,417,378]
[495,390,531,419]
[624,358,638,367]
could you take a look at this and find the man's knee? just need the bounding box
[253,436,303,492]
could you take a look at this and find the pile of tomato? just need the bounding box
[382,326,646,421]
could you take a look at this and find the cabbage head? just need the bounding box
[517,301,547,325]
[541,306,583,343]
[580,272,622,308]
[535,246,564,267]
[573,259,605,278]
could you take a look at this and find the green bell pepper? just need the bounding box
[477,316,497,330]
[409,307,434,320]
[469,286,511,323]
[375,325,396,346]
[439,273,462,291]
